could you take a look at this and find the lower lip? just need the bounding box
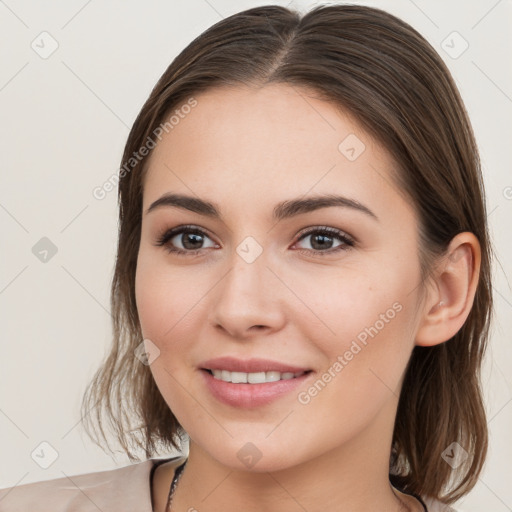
[200,369,313,408]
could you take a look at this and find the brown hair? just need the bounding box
[81,4,493,504]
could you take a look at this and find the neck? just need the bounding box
[168,399,420,512]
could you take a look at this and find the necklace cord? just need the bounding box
[166,459,187,512]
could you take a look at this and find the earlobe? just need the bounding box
[415,232,481,347]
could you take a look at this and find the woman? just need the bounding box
[0,4,492,512]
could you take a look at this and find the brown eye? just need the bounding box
[294,227,355,255]
[154,225,217,255]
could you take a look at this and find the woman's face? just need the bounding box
[135,84,425,471]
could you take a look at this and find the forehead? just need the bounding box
[141,84,410,224]
[147,84,370,169]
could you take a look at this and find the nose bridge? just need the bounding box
[209,239,285,336]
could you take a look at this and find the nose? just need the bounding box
[208,249,286,340]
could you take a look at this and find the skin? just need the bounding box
[135,84,480,512]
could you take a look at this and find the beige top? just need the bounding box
[0,455,460,511]
[0,456,186,512]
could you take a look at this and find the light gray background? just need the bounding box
[1,1,511,510]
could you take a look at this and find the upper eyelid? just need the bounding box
[296,225,354,240]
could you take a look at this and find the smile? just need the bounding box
[205,369,309,384]
[200,368,314,408]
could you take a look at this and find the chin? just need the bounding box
[193,436,310,474]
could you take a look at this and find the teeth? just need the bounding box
[210,369,305,384]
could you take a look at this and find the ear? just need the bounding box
[415,232,481,347]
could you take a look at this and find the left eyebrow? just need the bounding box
[273,194,379,222]
[145,193,379,222]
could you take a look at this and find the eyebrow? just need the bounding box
[145,193,379,222]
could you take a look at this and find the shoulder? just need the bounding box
[422,495,465,512]
[0,455,186,512]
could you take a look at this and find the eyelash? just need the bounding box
[154,224,355,257]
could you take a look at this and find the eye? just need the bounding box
[154,225,218,256]
[154,225,355,257]
[292,226,355,255]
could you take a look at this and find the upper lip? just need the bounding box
[199,356,311,374]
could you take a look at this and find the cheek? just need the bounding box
[294,286,416,436]
[293,264,411,339]
[292,262,418,386]
[135,252,193,345]
[135,250,218,363]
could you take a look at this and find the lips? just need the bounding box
[199,356,311,374]
[200,366,313,408]
[198,356,314,408]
